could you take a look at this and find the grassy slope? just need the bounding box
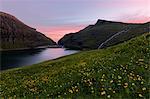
[0,33,150,98]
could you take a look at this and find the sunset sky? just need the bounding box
[0,0,149,42]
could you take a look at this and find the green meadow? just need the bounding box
[0,33,150,98]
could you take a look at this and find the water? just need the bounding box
[1,48,78,70]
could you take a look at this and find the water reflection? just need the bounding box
[1,48,78,70]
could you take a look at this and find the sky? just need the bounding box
[0,0,150,42]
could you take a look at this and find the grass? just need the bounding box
[0,33,150,98]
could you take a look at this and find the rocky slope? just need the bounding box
[0,12,56,50]
[58,19,149,50]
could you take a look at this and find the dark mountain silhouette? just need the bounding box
[0,12,56,50]
[58,19,149,50]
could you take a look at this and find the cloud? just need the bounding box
[36,24,86,42]
[117,11,150,23]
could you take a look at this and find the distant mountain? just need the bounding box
[58,19,149,50]
[0,12,56,50]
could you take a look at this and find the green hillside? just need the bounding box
[0,33,150,98]
[58,20,149,50]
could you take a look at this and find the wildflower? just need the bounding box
[139,94,143,97]
[102,74,105,78]
[118,75,122,79]
[132,83,135,86]
[118,80,121,82]
[101,88,104,90]
[145,66,148,69]
[124,83,128,88]
[107,95,111,98]
[142,87,146,91]
[138,77,141,81]
[112,74,114,78]
[113,90,116,93]
[84,80,87,83]
[101,91,106,95]
[110,80,113,83]
[76,89,79,92]
[130,73,133,75]
[138,59,144,61]
[58,95,61,98]
[141,81,144,84]
[89,81,93,85]
[69,89,73,93]
[75,86,77,88]
[117,83,121,85]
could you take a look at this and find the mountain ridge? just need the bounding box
[58,19,149,50]
[0,12,56,50]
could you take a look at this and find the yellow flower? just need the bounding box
[108,88,112,90]
[142,87,146,91]
[89,82,93,85]
[123,83,128,88]
[139,94,143,97]
[107,95,111,98]
[69,89,73,93]
[138,59,144,61]
[76,89,79,92]
[141,81,144,84]
[101,91,106,95]
[132,83,135,86]
[138,77,141,81]
[113,90,116,93]
[58,95,61,98]
[110,80,113,83]
[118,75,122,79]
[75,86,77,88]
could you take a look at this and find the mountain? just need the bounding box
[1,33,149,98]
[0,12,56,50]
[58,19,149,50]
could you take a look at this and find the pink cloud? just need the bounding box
[36,25,86,42]
[125,16,150,23]
[117,12,150,23]
[95,0,149,8]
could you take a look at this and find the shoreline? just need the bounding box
[0,45,63,52]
